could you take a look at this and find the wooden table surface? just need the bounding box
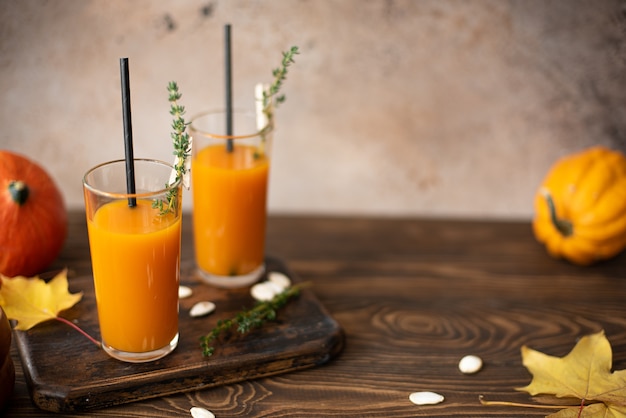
[5,212,626,417]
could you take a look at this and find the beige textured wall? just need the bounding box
[2,0,625,218]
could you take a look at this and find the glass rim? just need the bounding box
[82,158,180,199]
[189,109,273,141]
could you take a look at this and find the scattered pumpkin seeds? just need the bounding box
[178,285,193,299]
[458,354,483,374]
[189,301,216,318]
[409,391,445,405]
[190,406,215,418]
[268,271,291,290]
[251,271,292,302]
[265,280,285,295]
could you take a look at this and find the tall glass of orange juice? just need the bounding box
[83,159,182,363]
[190,109,273,288]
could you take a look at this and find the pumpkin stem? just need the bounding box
[541,188,573,237]
[8,181,30,205]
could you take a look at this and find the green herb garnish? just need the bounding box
[153,81,191,215]
[260,46,299,126]
[268,46,299,105]
[254,45,299,159]
[200,284,301,357]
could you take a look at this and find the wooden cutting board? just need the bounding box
[13,257,344,413]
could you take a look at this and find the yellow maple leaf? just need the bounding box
[548,403,626,418]
[0,270,82,331]
[517,330,626,418]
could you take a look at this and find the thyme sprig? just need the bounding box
[153,81,191,215]
[267,45,299,105]
[200,284,302,357]
[260,46,299,128]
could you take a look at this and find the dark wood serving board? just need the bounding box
[12,257,344,413]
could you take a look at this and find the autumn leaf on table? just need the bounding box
[481,330,626,417]
[517,330,626,417]
[0,269,82,330]
[0,270,99,347]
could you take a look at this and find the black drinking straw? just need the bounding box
[224,24,234,152]
[120,57,136,207]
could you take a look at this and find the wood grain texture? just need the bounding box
[4,213,626,417]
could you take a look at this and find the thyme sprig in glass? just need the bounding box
[200,284,302,357]
[254,45,299,159]
[153,81,192,215]
[261,46,300,125]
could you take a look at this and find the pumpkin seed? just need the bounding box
[250,281,277,302]
[267,271,291,290]
[178,285,193,299]
[266,280,285,294]
[189,301,216,318]
[190,406,215,418]
[409,391,444,405]
[458,355,483,374]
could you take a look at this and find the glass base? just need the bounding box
[197,263,265,288]
[102,333,179,363]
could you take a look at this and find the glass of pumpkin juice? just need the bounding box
[83,159,182,363]
[190,109,273,288]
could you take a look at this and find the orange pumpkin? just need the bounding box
[532,146,626,265]
[0,151,68,277]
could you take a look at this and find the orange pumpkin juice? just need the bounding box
[192,144,269,277]
[86,199,181,353]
